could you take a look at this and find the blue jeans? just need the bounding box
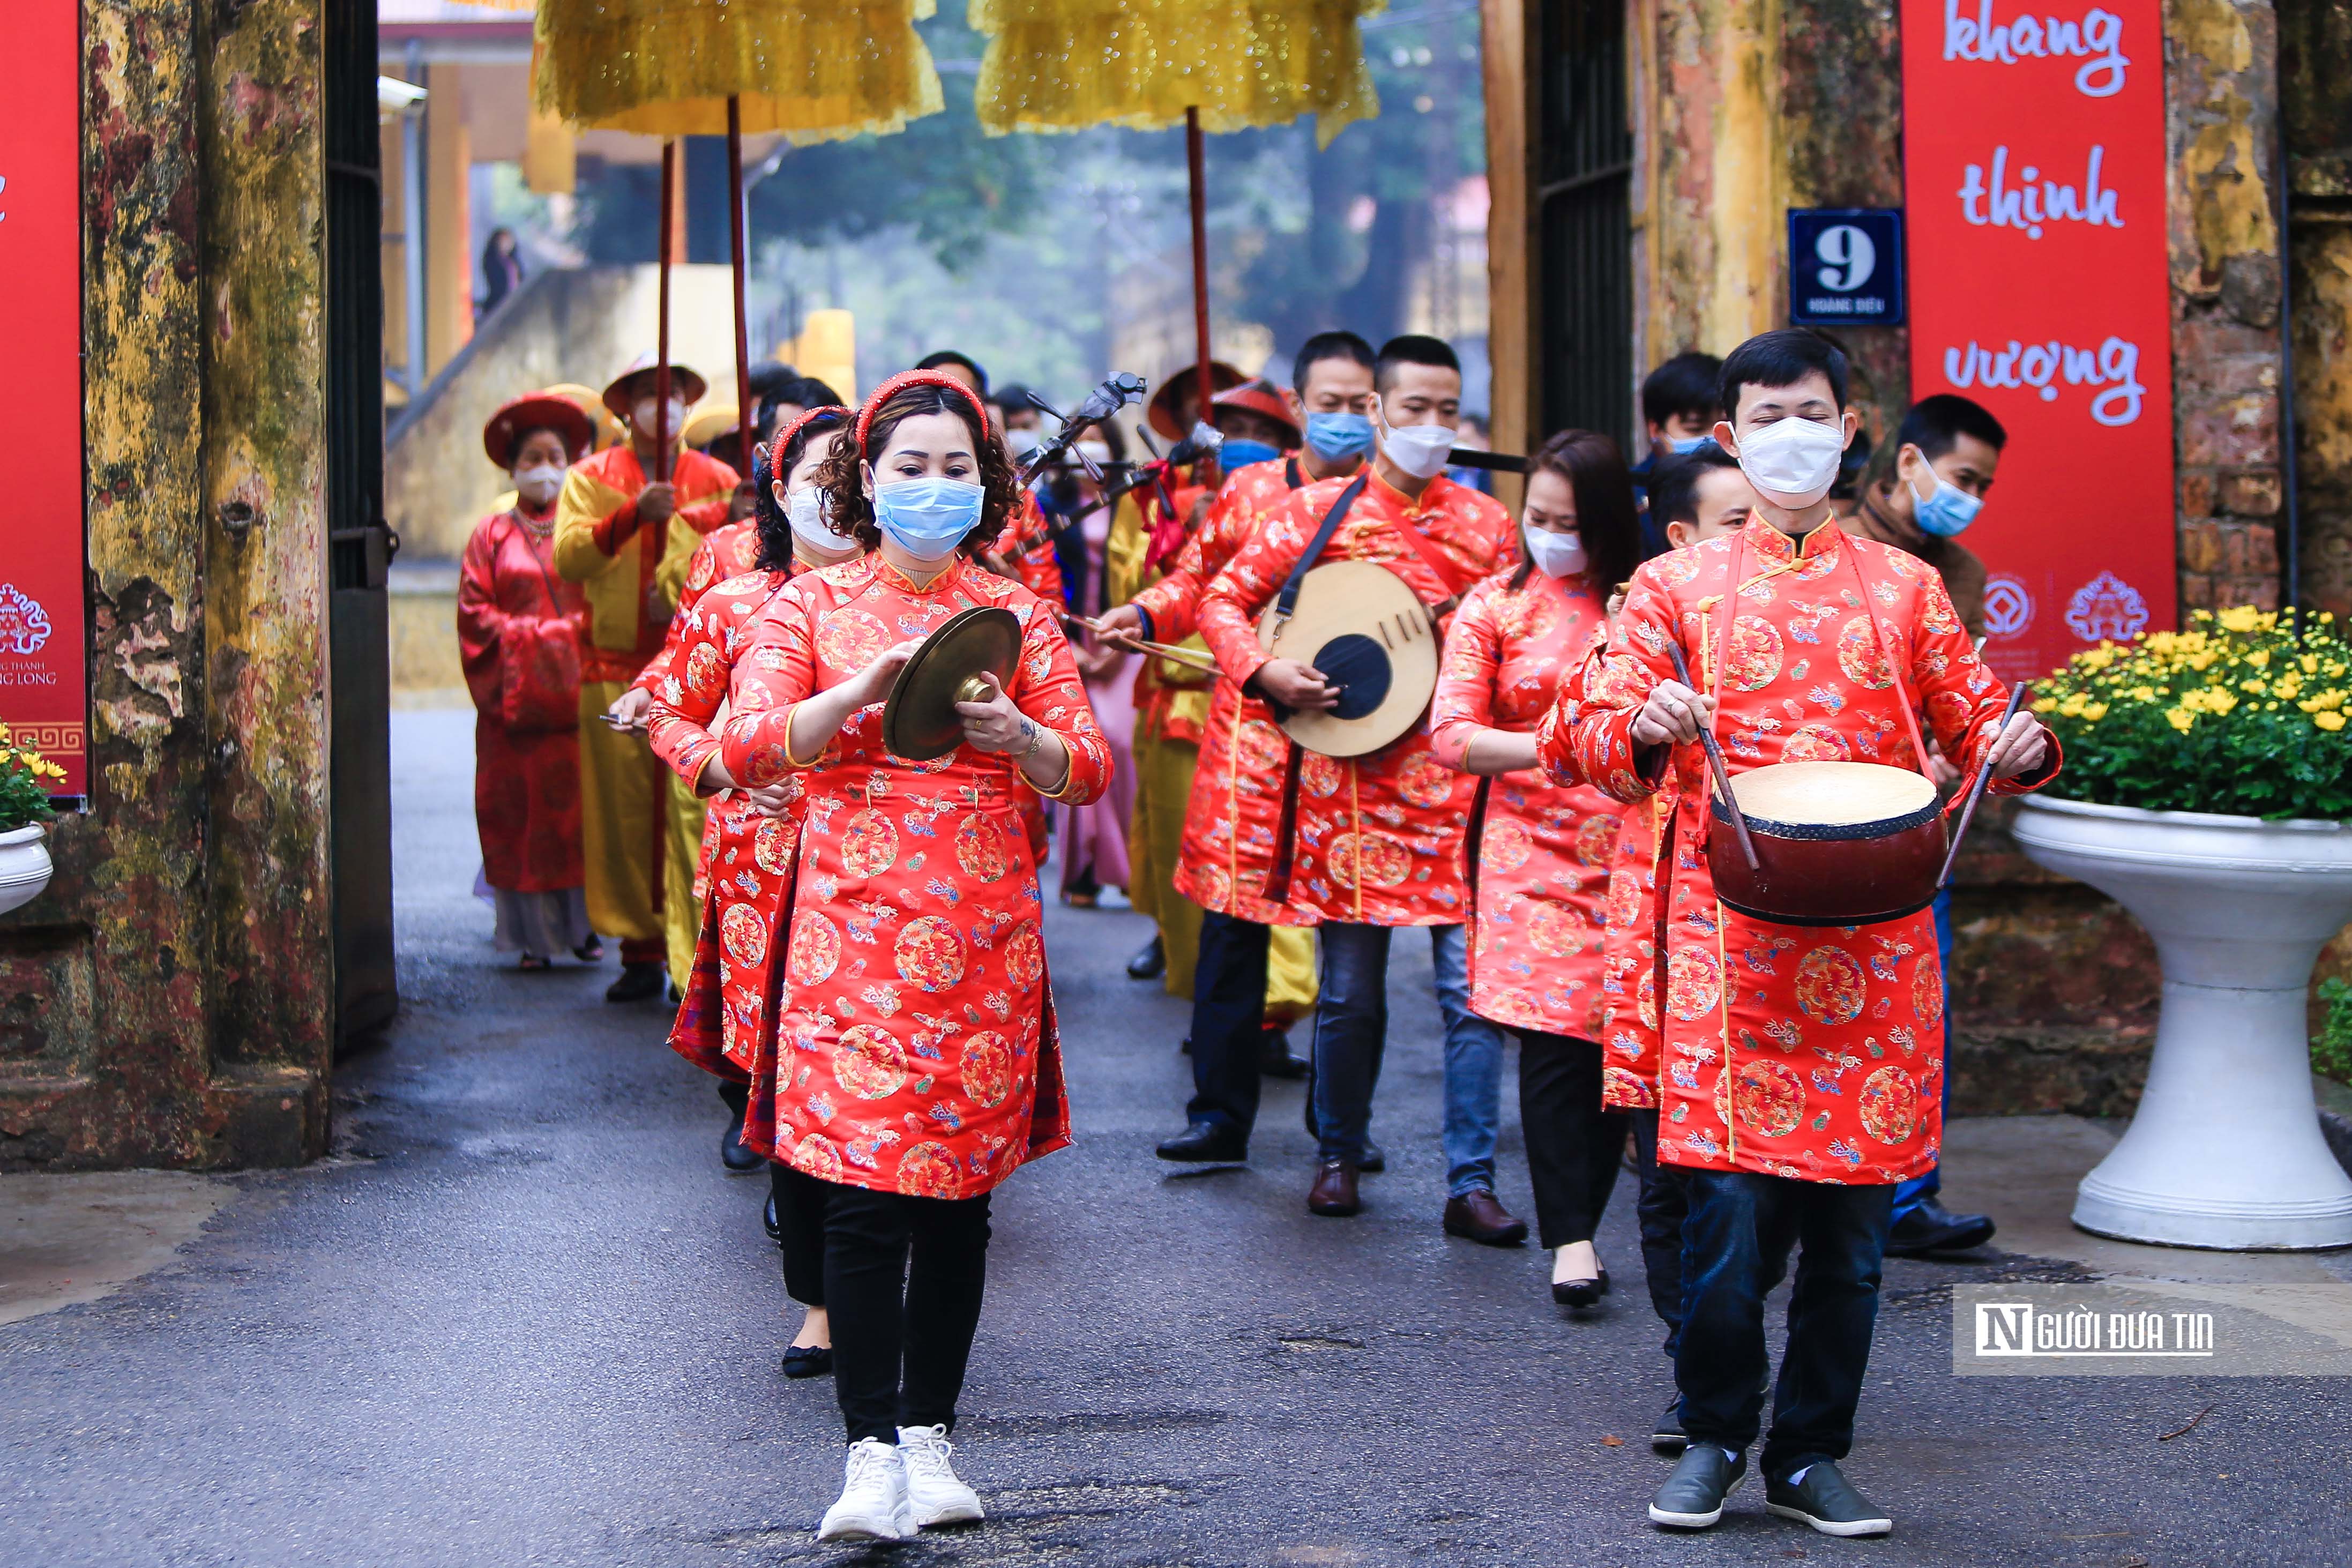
[1310,922,1505,1197]
[1676,1169,1894,1479]
[1891,887,1955,1221]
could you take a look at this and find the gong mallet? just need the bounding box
[1666,642,1760,872]
[1936,683,2031,891]
[1068,614,1224,678]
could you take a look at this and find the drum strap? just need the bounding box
[1271,473,1373,624]
[1461,776,1494,911]
[1264,741,1309,905]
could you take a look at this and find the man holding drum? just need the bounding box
[1195,335,1523,1236]
[1544,330,2057,1540]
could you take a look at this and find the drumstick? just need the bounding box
[1068,615,1226,677]
[1936,683,2029,891]
[1666,642,1760,872]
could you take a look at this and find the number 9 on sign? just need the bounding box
[1815,225,1876,292]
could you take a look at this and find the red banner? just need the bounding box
[1901,0,2176,683]
[0,1,86,796]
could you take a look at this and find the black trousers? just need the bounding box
[824,1184,993,1444]
[1517,1031,1628,1249]
[1625,1108,1689,1358]
[771,1162,828,1308]
[1185,909,1272,1134]
[1676,1170,1894,1477]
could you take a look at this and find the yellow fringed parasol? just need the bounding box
[533,0,944,143]
[970,0,1381,147]
[531,0,945,479]
[969,0,1383,434]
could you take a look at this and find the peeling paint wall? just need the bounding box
[2283,0,2352,618]
[1636,0,1907,444]
[2170,0,2290,614]
[0,0,335,1171]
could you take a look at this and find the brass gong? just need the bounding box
[881,605,1023,761]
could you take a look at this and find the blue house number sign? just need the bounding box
[1787,208,1905,326]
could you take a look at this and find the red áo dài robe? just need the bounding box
[1134,457,1327,924]
[1197,470,1519,928]
[458,506,587,893]
[1428,565,1622,1037]
[1538,517,2061,1184]
[631,520,764,701]
[645,559,805,1082]
[991,490,1065,606]
[718,555,1113,1200]
[1547,629,1670,1110]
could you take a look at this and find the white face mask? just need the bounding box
[1005,427,1043,461]
[632,397,688,439]
[785,485,842,552]
[513,464,565,508]
[1521,527,1587,579]
[1375,401,1458,480]
[1073,440,1112,468]
[1732,416,1846,509]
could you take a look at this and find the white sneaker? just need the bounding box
[816,1437,914,1542]
[897,1423,985,1527]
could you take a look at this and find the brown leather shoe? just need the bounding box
[1443,1188,1529,1246]
[1307,1159,1361,1217]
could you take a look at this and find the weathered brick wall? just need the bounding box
[2172,0,2291,614]
[0,0,334,1170]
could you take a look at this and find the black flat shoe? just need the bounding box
[1652,1399,1688,1456]
[1552,1261,1609,1308]
[1885,1197,1996,1257]
[1156,1120,1248,1163]
[720,1105,764,1174]
[1258,1027,1309,1079]
[1554,1276,1603,1308]
[1126,936,1165,981]
[763,1188,782,1244]
[781,1345,833,1380]
[604,962,666,1003]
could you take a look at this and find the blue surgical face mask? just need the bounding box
[1911,465,1983,537]
[1668,434,1711,456]
[1218,438,1282,472]
[1303,412,1375,464]
[872,475,985,562]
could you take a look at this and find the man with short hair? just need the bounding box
[1631,352,1726,551]
[1644,442,1754,552]
[554,354,741,1002]
[1545,328,2057,1540]
[1110,332,1384,1162]
[1847,393,2005,642]
[914,349,989,397]
[1845,392,2010,1258]
[1193,335,1526,1242]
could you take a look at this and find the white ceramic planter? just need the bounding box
[2012,796,2352,1250]
[0,823,53,916]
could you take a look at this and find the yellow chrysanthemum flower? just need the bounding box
[2317,711,2347,733]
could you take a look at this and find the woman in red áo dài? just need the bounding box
[716,371,1111,1545]
[1429,431,1642,1310]
[645,405,857,1380]
[457,391,600,969]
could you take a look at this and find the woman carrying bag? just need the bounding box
[458,391,599,968]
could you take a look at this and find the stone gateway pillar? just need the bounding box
[0,0,392,1170]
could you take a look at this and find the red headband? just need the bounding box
[854,369,993,457]
[766,404,851,480]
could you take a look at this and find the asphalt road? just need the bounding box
[2,710,2345,1567]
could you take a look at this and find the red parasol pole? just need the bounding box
[655,138,677,483]
[1185,107,1213,429]
[727,96,756,477]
